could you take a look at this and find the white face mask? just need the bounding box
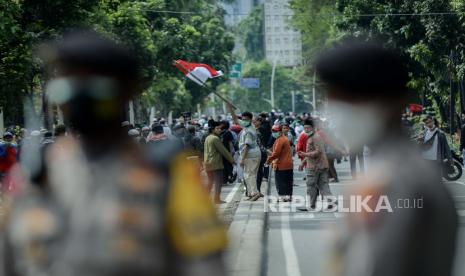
[327,101,387,148]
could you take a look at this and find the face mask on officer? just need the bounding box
[328,100,387,149]
[46,77,121,135]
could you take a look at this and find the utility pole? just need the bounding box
[0,107,4,136]
[211,93,216,118]
[129,100,135,125]
[312,70,317,112]
[450,50,458,134]
[149,107,155,124]
[291,91,295,113]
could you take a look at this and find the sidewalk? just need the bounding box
[225,178,269,276]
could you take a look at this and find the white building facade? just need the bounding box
[264,0,302,67]
[221,0,263,26]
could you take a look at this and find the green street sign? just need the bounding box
[229,71,241,79]
[232,63,242,73]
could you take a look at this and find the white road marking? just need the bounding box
[281,213,303,276]
[293,213,315,220]
[329,182,356,186]
[225,181,242,203]
[334,212,347,218]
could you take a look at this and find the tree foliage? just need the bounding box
[0,0,100,126]
[290,0,465,126]
[0,0,235,125]
[289,0,338,64]
[221,60,307,113]
[237,5,265,61]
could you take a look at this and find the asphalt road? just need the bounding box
[264,159,465,276]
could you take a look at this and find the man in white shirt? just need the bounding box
[419,115,451,165]
[229,108,261,200]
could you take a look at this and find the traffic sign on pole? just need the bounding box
[232,63,242,73]
[229,62,242,79]
[240,78,260,88]
[229,71,241,79]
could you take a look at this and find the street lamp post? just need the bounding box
[0,108,4,136]
[312,70,316,112]
[291,90,295,113]
[271,58,277,110]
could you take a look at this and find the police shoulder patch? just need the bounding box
[166,154,227,257]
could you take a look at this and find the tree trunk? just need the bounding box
[433,95,447,127]
[450,79,457,134]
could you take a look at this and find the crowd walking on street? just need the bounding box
[0,32,462,276]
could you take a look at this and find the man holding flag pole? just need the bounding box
[174,60,261,200]
[173,59,237,109]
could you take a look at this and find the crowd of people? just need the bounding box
[119,109,349,206]
[2,108,455,207]
[0,31,460,276]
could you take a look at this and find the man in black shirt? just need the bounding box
[220,120,234,184]
[259,113,272,180]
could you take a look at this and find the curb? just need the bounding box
[227,172,272,276]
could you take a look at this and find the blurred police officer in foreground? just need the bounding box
[316,42,457,276]
[1,31,227,276]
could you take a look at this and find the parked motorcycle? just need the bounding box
[443,150,463,181]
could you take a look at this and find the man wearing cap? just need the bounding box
[316,41,457,276]
[159,118,172,137]
[147,123,168,144]
[297,119,335,210]
[296,119,314,181]
[141,126,150,141]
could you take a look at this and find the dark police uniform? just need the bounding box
[2,137,227,276]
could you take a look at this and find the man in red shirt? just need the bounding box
[0,132,18,188]
[296,119,313,171]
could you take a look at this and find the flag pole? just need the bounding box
[173,60,238,110]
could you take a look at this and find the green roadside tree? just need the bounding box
[0,0,235,124]
[334,0,464,129]
[237,5,265,61]
[219,60,307,113]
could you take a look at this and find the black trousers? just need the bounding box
[256,152,267,192]
[222,157,233,184]
[263,166,269,180]
[275,169,293,196]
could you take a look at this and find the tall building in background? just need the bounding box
[264,0,302,67]
[221,0,263,27]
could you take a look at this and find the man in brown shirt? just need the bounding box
[297,119,335,210]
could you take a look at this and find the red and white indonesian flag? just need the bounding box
[174,60,223,86]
